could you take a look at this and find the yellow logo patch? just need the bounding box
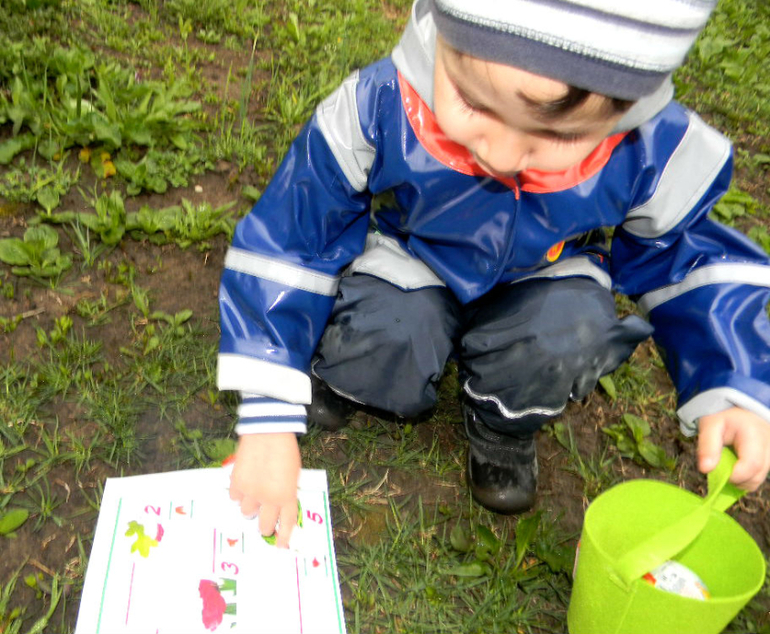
[546,240,565,262]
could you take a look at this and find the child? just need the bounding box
[219,0,770,547]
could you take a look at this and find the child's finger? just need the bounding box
[258,504,280,537]
[275,502,297,549]
[728,431,768,491]
[696,416,726,474]
[229,486,243,502]
[234,490,260,518]
[728,461,765,491]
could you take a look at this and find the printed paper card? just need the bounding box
[75,468,346,634]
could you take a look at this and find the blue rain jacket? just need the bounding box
[218,20,770,436]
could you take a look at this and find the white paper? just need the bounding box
[75,468,346,634]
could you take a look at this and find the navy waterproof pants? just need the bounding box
[313,274,653,436]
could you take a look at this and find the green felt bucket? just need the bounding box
[568,449,766,634]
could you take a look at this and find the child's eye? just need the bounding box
[549,132,584,146]
[454,90,489,116]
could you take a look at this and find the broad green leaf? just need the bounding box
[45,211,76,224]
[37,262,68,277]
[474,543,492,563]
[7,103,29,136]
[145,175,168,194]
[114,156,141,181]
[475,524,500,555]
[242,185,262,202]
[124,123,153,146]
[616,435,636,457]
[92,119,122,148]
[622,413,651,443]
[25,225,59,251]
[0,238,32,266]
[449,523,472,553]
[154,207,182,231]
[535,542,574,574]
[56,253,73,270]
[0,509,29,535]
[170,133,189,150]
[638,439,666,469]
[100,225,125,246]
[0,135,34,164]
[174,309,193,325]
[143,336,160,355]
[598,375,617,401]
[37,138,61,160]
[75,212,104,232]
[36,187,60,214]
[601,425,623,442]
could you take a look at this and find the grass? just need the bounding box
[675,0,770,249]
[339,501,572,634]
[0,0,768,632]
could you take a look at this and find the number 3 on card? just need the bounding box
[221,562,239,575]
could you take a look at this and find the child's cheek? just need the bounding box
[433,100,467,147]
[432,76,462,140]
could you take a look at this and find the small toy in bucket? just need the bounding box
[643,560,710,601]
[568,448,765,634]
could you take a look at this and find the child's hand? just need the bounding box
[697,407,770,491]
[229,432,301,548]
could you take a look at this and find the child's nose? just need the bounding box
[475,130,530,176]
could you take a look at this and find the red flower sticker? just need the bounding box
[198,580,226,631]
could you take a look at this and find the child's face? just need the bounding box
[433,37,627,176]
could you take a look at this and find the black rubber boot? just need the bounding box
[463,405,538,515]
[307,377,355,431]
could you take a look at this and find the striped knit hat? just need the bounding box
[429,0,717,101]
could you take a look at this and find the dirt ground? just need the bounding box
[3,203,770,630]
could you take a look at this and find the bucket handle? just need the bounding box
[612,448,745,588]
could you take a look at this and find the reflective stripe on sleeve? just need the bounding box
[638,262,770,314]
[315,70,375,193]
[224,248,339,296]
[217,354,312,404]
[677,387,770,437]
[623,111,731,239]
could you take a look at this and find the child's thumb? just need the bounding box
[698,452,720,474]
[697,417,725,474]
